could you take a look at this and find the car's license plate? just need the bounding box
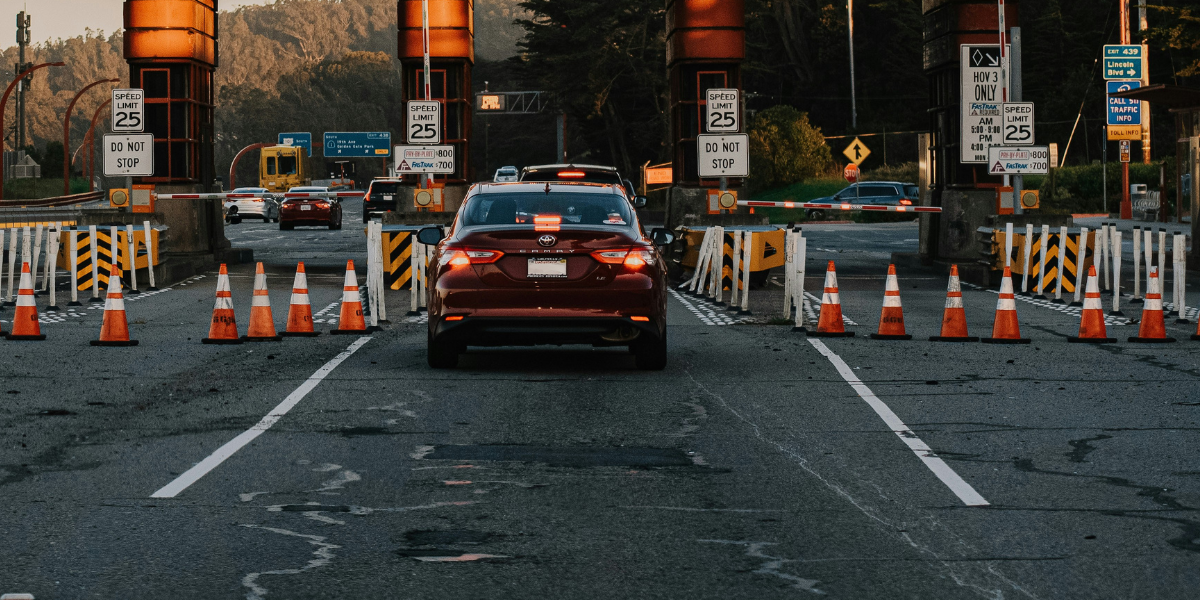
[528,257,567,278]
[383,195,394,200]
[300,205,312,211]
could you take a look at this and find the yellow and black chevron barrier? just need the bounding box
[680,226,786,290]
[993,229,1094,295]
[58,227,161,291]
[380,226,424,290]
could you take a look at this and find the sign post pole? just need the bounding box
[1011,27,1023,215]
[1120,0,1132,219]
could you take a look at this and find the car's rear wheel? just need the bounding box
[427,332,460,369]
[632,327,667,371]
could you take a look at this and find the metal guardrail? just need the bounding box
[0,205,85,228]
[0,190,104,208]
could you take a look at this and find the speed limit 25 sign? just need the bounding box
[705,89,739,133]
[111,89,144,133]
[407,100,442,145]
[1002,102,1035,146]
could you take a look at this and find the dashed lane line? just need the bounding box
[808,338,990,507]
[150,336,372,499]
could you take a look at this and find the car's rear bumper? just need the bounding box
[432,316,662,347]
[281,209,332,223]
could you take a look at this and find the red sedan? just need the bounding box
[279,186,344,230]
[417,181,673,370]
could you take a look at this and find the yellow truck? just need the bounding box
[259,145,310,193]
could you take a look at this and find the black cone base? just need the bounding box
[929,336,979,342]
[1067,336,1117,344]
[1127,336,1177,343]
[281,331,321,337]
[91,340,139,346]
[1192,334,1200,341]
[808,331,855,338]
[981,337,1032,344]
[331,328,368,335]
[241,335,283,342]
[6,334,47,341]
[1068,301,1083,307]
[202,338,243,345]
[67,301,82,307]
[870,333,912,340]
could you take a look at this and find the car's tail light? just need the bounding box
[440,249,504,269]
[630,316,650,322]
[315,201,330,209]
[899,198,913,206]
[445,316,465,321]
[534,215,561,232]
[591,248,656,268]
[557,171,585,178]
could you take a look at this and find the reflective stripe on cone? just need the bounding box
[6,261,45,340]
[807,261,854,337]
[1068,265,1116,343]
[930,264,978,342]
[283,262,321,337]
[202,263,243,344]
[1130,267,1176,343]
[331,260,369,334]
[242,262,282,341]
[870,263,911,340]
[982,266,1031,344]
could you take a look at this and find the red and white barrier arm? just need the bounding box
[737,200,943,213]
[153,193,267,200]
[283,191,365,199]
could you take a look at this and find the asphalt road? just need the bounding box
[2,204,1199,599]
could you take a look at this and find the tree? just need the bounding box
[748,105,832,190]
[1144,4,1200,79]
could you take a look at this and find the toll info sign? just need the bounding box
[697,134,749,178]
[987,146,1050,175]
[111,89,144,133]
[394,145,455,174]
[103,134,154,176]
[960,44,1008,164]
[1107,80,1142,126]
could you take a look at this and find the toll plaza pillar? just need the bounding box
[395,0,474,223]
[664,0,758,229]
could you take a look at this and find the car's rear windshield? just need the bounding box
[904,185,919,198]
[370,182,401,195]
[520,170,622,185]
[460,192,633,228]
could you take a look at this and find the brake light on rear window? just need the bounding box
[534,215,561,232]
[899,199,913,206]
[557,171,586,178]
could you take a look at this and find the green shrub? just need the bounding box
[748,106,832,191]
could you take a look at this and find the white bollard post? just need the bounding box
[1100,223,1111,291]
[1144,228,1154,299]
[20,227,31,291]
[782,229,793,317]
[69,229,80,306]
[1132,226,1142,302]
[375,223,387,322]
[0,229,4,306]
[109,227,119,297]
[691,228,713,295]
[409,232,421,316]
[30,223,42,291]
[1173,233,1187,323]
[1110,230,1123,316]
[1035,224,1049,299]
[1004,222,1013,267]
[740,230,752,315]
[1021,223,1032,295]
[420,240,429,310]
[1053,226,1068,303]
[46,225,59,310]
[708,226,724,302]
[368,224,380,329]
[728,229,741,309]
[126,224,139,293]
[685,228,711,292]
[6,228,17,305]
[793,234,807,331]
[1158,229,1167,302]
[1071,227,1088,306]
[143,221,158,290]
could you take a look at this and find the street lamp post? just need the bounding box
[0,61,65,200]
[84,99,113,192]
[63,78,120,196]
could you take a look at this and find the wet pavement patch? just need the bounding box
[338,427,392,437]
[405,529,494,545]
[278,505,352,512]
[425,445,694,468]
[31,409,76,416]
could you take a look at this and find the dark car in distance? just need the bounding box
[363,178,402,223]
[417,181,674,370]
[806,181,919,220]
[279,186,344,230]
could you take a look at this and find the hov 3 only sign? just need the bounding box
[960,44,1008,164]
[697,134,748,178]
[103,134,154,177]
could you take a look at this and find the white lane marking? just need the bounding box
[240,525,340,600]
[807,339,989,507]
[150,336,373,498]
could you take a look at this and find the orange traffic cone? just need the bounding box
[91,264,138,346]
[1129,267,1176,343]
[282,262,320,337]
[808,261,854,337]
[6,262,45,340]
[1193,318,1200,341]
[331,260,367,335]
[870,264,911,340]
[202,263,242,345]
[982,266,1031,344]
[930,265,978,342]
[241,262,281,341]
[1068,265,1116,344]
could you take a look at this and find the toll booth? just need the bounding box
[396,0,473,220]
[123,0,217,187]
[664,0,755,229]
[922,0,1020,264]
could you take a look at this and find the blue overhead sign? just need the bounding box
[278,132,312,156]
[323,132,392,157]
[1103,46,1144,80]
[1107,81,1142,126]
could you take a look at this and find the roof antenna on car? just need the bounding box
[544,182,551,195]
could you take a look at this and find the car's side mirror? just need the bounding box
[650,228,675,246]
[417,226,445,246]
[633,196,648,209]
